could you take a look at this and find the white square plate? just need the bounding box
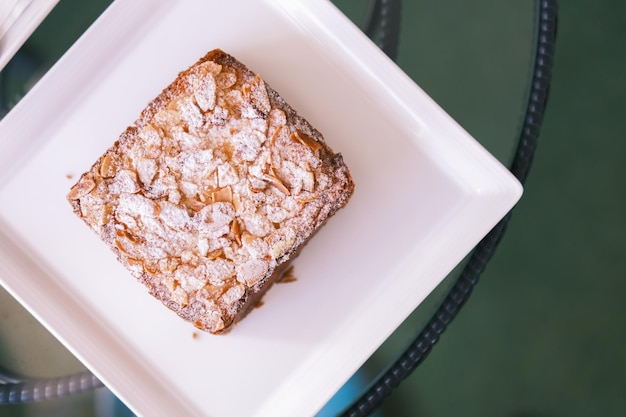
[0,0,522,416]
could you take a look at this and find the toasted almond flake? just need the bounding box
[296,195,318,204]
[291,130,322,152]
[237,258,269,287]
[153,202,162,217]
[206,248,224,260]
[243,74,271,116]
[268,126,283,172]
[269,125,283,147]
[263,173,290,196]
[194,72,217,112]
[185,198,205,213]
[197,60,222,77]
[302,168,315,193]
[181,249,195,264]
[241,231,256,246]
[248,182,266,193]
[171,286,189,307]
[112,169,140,194]
[210,317,225,333]
[216,71,236,89]
[142,261,160,275]
[212,185,233,203]
[270,234,296,259]
[159,257,180,273]
[137,158,158,186]
[126,257,143,268]
[123,230,140,243]
[163,277,176,292]
[100,204,113,225]
[99,154,117,178]
[220,284,245,305]
[67,176,95,200]
[232,193,242,212]
[199,191,211,204]
[114,239,128,254]
[231,218,242,245]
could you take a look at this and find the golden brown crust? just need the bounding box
[67,49,353,334]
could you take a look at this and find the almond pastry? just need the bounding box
[67,49,354,334]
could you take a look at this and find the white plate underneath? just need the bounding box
[0,0,522,416]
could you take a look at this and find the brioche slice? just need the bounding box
[67,49,354,333]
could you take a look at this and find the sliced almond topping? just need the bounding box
[114,239,128,254]
[263,173,290,196]
[181,250,199,266]
[241,231,256,246]
[171,286,189,307]
[136,158,157,186]
[99,154,117,178]
[163,276,176,292]
[231,218,242,245]
[123,229,140,243]
[206,248,224,260]
[212,185,233,203]
[296,195,318,204]
[232,193,242,212]
[199,191,211,204]
[248,180,266,193]
[302,168,315,193]
[243,74,271,116]
[237,259,269,287]
[159,257,180,273]
[216,71,236,89]
[197,60,222,77]
[153,202,162,217]
[270,234,296,259]
[200,283,227,301]
[142,261,160,275]
[184,198,205,213]
[268,125,283,172]
[290,130,322,152]
[126,257,143,268]
[100,204,113,225]
[115,169,140,193]
[194,73,217,113]
[269,125,283,148]
[67,176,95,200]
